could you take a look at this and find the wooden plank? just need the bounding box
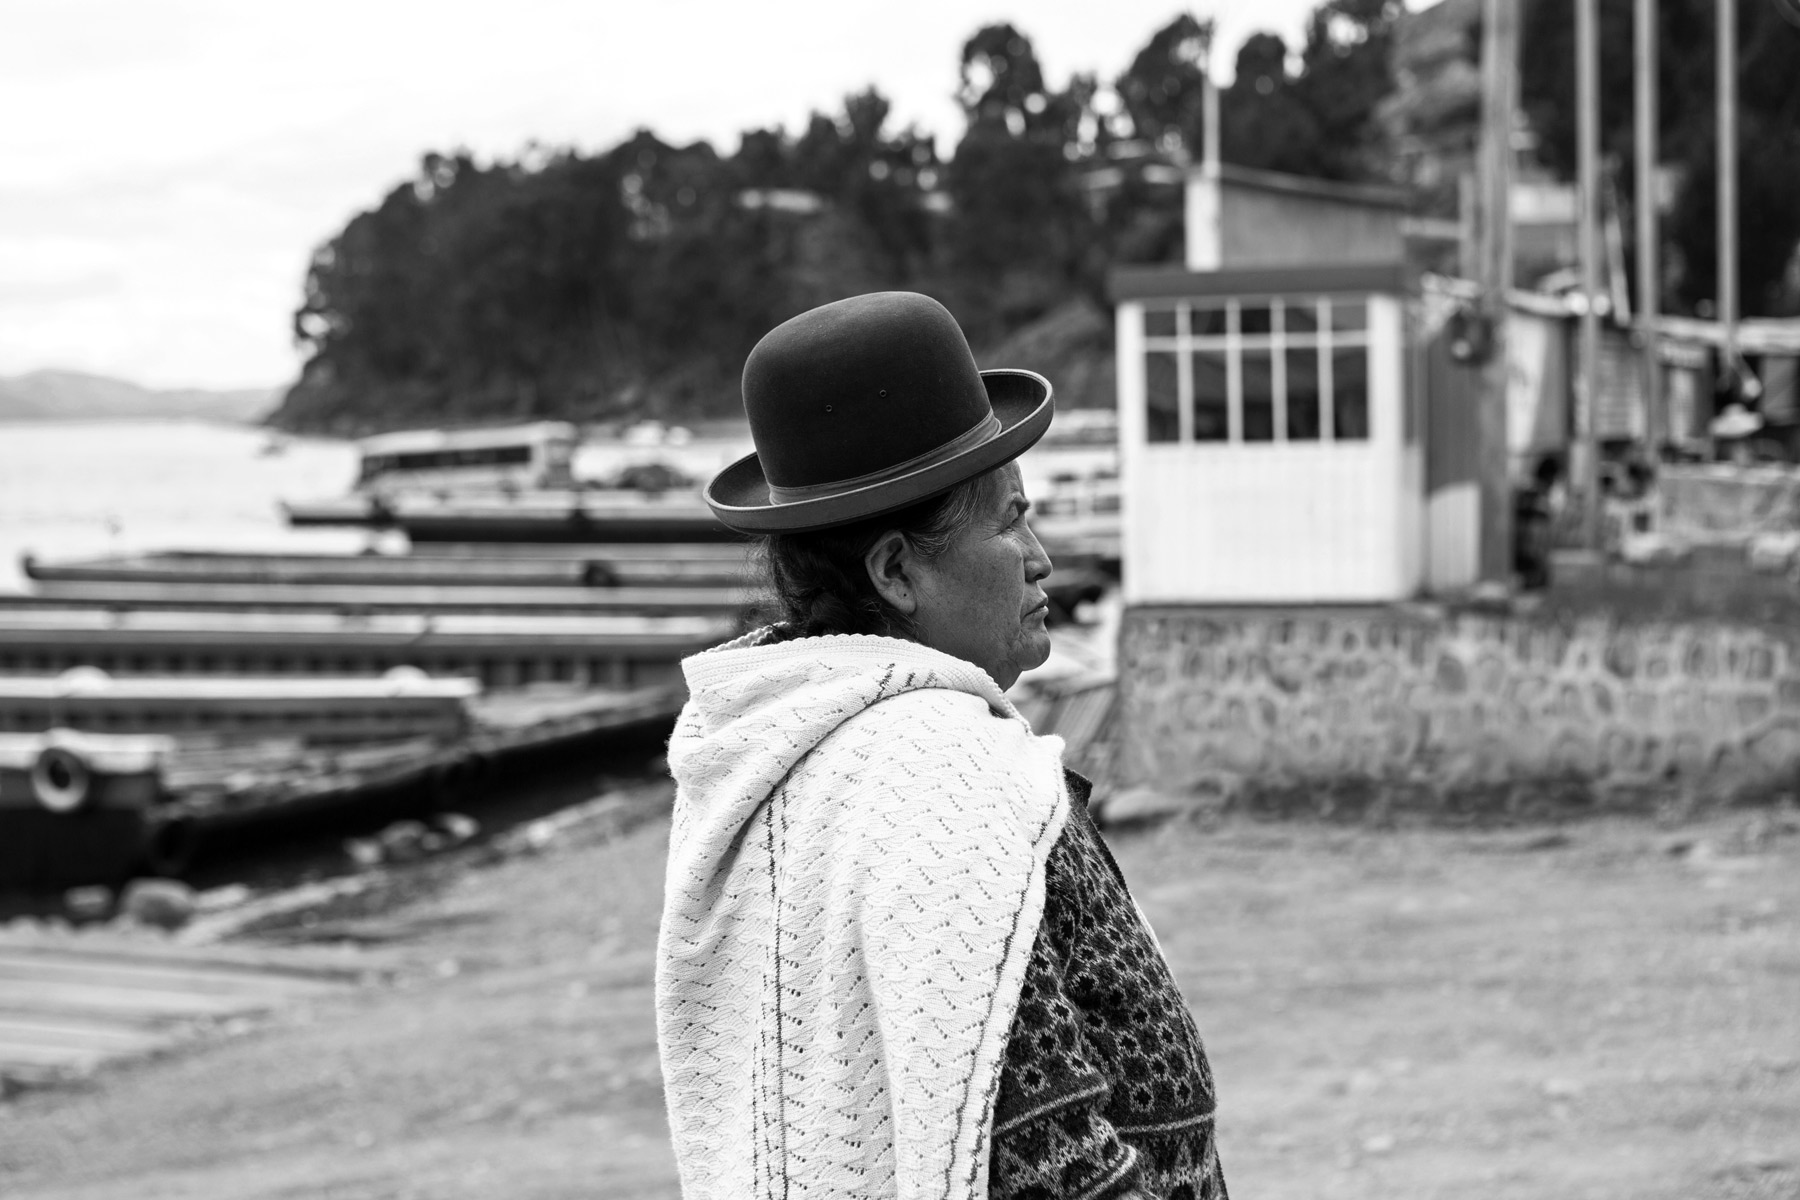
[0,580,755,615]
[0,977,277,1020]
[0,1040,108,1070]
[0,607,729,640]
[0,1017,165,1053]
[0,952,345,998]
[0,1007,179,1042]
[410,542,750,562]
[0,932,388,983]
[0,934,369,1080]
[24,547,759,588]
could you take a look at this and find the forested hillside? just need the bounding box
[268,0,1800,435]
[268,5,1406,434]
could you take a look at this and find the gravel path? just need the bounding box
[4,797,1797,1200]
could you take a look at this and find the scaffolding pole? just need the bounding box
[1717,0,1739,386]
[1575,0,1603,550]
[1475,0,1519,582]
[1635,0,1660,446]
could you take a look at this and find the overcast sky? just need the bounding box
[2,0,1355,390]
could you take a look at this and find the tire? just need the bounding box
[141,815,202,878]
[31,746,92,814]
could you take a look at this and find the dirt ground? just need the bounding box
[4,794,1798,1200]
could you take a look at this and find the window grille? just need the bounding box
[1141,297,1372,444]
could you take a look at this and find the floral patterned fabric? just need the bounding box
[989,773,1227,1200]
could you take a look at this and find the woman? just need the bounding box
[656,292,1226,1200]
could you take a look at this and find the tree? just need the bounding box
[1115,13,1214,156]
[942,24,1097,334]
[1111,3,1400,183]
[1221,33,1327,174]
[1521,0,1800,317]
[274,10,1428,434]
[1287,0,1405,180]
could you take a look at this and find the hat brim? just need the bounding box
[704,369,1054,533]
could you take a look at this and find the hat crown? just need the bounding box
[742,292,993,490]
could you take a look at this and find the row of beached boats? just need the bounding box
[1,421,1120,889]
[0,545,752,888]
[0,424,767,888]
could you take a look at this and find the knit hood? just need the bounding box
[657,627,1073,1200]
[667,627,1022,867]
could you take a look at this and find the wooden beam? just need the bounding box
[1475,0,1519,582]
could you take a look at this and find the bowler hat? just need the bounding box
[705,292,1053,532]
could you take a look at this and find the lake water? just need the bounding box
[0,422,367,592]
[0,420,1112,593]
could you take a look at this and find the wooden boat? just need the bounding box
[23,546,755,589]
[283,487,739,543]
[348,421,580,497]
[0,682,688,888]
[1,729,173,888]
[288,491,1113,558]
[0,609,735,689]
[0,580,757,618]
[0,670,479,741]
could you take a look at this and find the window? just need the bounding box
[1332,345,1370,440]
[1191,303,1227,336]
[1241,347,1275,441]
[1286,347,1322,441]
[1191,348,1229,441]
[1141,295,1373,445]
[1145,350,1179,443]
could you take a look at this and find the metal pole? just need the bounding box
[1635,0,1661,447]
[1201,30,1221,179]
[1717,0,1739,386]
[1476,0,1517,583]
[1576,0,1603,550]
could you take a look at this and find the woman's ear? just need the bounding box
[864,530,918,614]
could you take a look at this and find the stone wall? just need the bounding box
[1116,604,1800,818]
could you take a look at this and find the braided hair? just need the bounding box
[754,468,1000,642]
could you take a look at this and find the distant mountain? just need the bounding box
[0,369,281,424]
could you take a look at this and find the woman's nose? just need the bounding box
[1024,526,1052,583]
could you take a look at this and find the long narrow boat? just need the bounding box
[283,488,740,543]
[289,492,1111,557]
[0,672,479,740]
[0,609,736,689]
[1,682,689,888]
[0,581,757,617]
[23,546,756,589]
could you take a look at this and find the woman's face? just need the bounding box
[908,463,1054,691]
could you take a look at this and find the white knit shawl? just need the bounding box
[657,631,1073,1200]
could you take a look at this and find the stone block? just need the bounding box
[119,879,196,931]
[1746,720,1800,772]
[63,885,114,923]
[1097,785,1197,829]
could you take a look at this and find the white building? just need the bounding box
[1112,262,1424,603]
[1109,165,1443,604]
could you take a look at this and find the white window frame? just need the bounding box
[1140,295,1372,445]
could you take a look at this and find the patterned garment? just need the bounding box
[989,773,1227,1200]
